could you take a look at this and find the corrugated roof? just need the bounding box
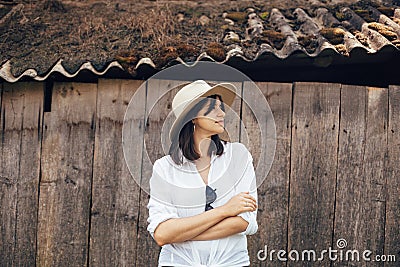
[0,0,399,83]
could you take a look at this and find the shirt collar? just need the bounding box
[180,148,220,165]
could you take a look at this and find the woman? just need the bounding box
[147,80,258,266]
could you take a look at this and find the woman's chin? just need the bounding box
[215,128,225,134]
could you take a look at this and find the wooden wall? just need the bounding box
[0,80,399,266]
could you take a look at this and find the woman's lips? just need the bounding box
[216,120,224,126]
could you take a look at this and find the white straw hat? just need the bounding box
[169,80,237,142]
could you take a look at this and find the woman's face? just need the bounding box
[193,97,226,136]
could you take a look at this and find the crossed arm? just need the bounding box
[190,215,249,241]
[153,192,257,246]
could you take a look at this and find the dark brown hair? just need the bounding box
[168,94,228,165]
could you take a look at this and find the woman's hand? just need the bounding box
[220,192,257,217]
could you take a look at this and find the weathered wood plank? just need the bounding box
[288,82,340,266]
[333,85,367,266]
[385,85,400,267]
[334,86,388,267]
[89,79,145,266]
[37,82,97,266]
[359,87,388,265]
[135,79,184,266]
[13,83,43,266]
[0,82,43,266]
[0,82,22,266]
[242,82,292,266]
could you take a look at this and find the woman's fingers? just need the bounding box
[222,192,257,216]
[242,201,256,210]
[240,194,257,205]
[241,196,257,211]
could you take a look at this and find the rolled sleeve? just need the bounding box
[238,209,258,235]
[236,149,258,236]
[147,196,179,239]
[146,160,179,240]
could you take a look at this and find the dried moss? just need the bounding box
[262,30,285,40]
[260,30,286,50]
[114,50,139,75]
[335,44,348,55]
[115,50,138,64]
[320,28,346,45]
[335,11,346,21]
[353,31,369,47]
[206,42,226,61]
[225,12,247,23]
[298,35,319,53]
[175,43,199,59]
[354,9,370,16]
[151,42,200,67]
[154,46,179,67]
[368,22,397,41]
[354,9,375,22]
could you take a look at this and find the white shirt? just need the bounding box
[147,141,258,267]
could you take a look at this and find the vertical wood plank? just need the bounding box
[333,85,367,266]
[0,82,22,266]
[334,86,388,266]
[13,83,43,266]
[288,82,340,266]
[89,79,145,266]
[242,82,292,266]
[37,82,97,266]
[359,87,388,265]
[385,85,400,267]
[0,82,43,266]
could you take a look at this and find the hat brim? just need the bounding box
[169,82,238,142]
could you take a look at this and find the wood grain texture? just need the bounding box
[13,83,43,266]
[242,82,292,267]
[288,82,340,266]
[0,82,22,266]
[37,83,97,266]
[333,85,367,267]
[0,82,43,266]
[385,85,400,267]
[359,87,387,265]
[334,86,388,267]
[89,79,145,266]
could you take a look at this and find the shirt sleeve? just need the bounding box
[146,160,180,240]
[235,149,258,236]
